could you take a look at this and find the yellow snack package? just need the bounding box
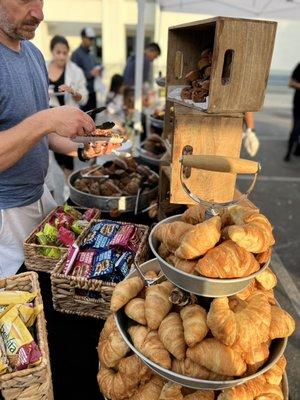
[0,306,42,370]
[0,335,10,375]
[17,303,43,328]
[0,291,37,306]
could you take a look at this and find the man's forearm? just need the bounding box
[0,111,50,172]
[48,133,79,157]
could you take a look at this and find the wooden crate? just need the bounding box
[166,16,277,114]
[170,104,244,205]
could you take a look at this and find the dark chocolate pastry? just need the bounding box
[192,89,208,103]
[181,86,193,100]
[185,69,201,83]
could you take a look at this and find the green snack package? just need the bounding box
[35,232,49,245]
[71,220,89,235]
[38,247,61,259]
[63,204,82,220]
[43,223,58,242]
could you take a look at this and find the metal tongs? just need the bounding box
[80,165,109,181]
[85,106,116,130]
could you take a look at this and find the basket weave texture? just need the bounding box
[0,271,53,400]
[24,206,100,273]
[51,220,149,320]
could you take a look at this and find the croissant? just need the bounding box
[158,313,186,360]
[128,325,171,369]
[98,328,130,368]
[196,240,260,278]
[263,356,286,385]
[172,358,232,381]
[111,276,144,312]
[207,293,271,351]
[180,304,208,347]
[159,382,183,400]
[125,298,146,325]
[255,268,277,290]
[145,281,173,329]
[226,207,275,253]
[255,384,284,400]
[217,375,266,400]
[184,391,215,400]
[155,221,191,252]
[187,338,247,376]
[166,254,197,274]
[130,376,165,400]
[98,356,150,399]
[181,205,206,225]
[158,243,171,259]
[242,341,270,375]
[269,306,295,339]
[256,248,272,265]
[175,217,221,259]
[99,313,116,341]
[234,284,276,305]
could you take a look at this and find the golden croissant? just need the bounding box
[125,298,146,325]
[130,376,165,400]
[166,254,197,274]
[99,313,116,341]
[242,341,270,375]
[172,358,232,381]
[180,304,208,347]
[196,240,260,278]
[269,306,295,339]
[98,328,130,368]
[175,216,221,259]
[98,355,150,399]
[159,382,183,400]
[128,325,171,369]
[187,338,247,376]
[181,205,206,225]
[263,356,286,385]
[256,248,272,265]
[155,221,192,252]
[158,243,171,259]
[184,391,215,400]
[217,375,266,400]
[225,206,275,253]
[255,384,284,400]
[145,281,173,329]
[207,293,271,351]
[158,312,186,360]
[255,268,277,290]
[111,276,144,312]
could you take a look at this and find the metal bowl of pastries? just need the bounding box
[149,214,271,297]
[114,259,287,391]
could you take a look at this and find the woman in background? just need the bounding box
[46,35,88,199]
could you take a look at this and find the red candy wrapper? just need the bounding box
[63,244,79,275]
[71,250,96,278]
[54,213,74,230]
[128,228,143,253]
[82,208,98,222]
[109,225,136,251]
[58,226,76,246]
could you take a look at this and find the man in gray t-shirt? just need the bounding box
[0,1,112,276]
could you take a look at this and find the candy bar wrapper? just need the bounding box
[63,244,80,275]
[90,250,115,280]
[0,306,42,370]
[17,304,44,328]
[0,291,37,306]
[82,222,120,249]
[0,335,10,375]
[128,228,144,253]
[71,220,89,236]
[109,225,136,250]
[58,226,76,247]
[54,213,74,230]
[38,247,61,259]
[35,232,49,246]
[71,250,96,278]
[115,251,132,278]
[82,208,98,222]
[63,203,83,220]
[43,223,58,242]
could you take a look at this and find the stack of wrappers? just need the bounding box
[35,204,98,259]
[63,221,143,289]
[0,291,43,374]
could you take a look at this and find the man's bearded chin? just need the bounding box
[0,10,39,40]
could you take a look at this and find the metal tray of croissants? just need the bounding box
[112,259,295,391]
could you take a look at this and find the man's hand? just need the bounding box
[46,106,95,138]
[58,85,82,102]
[83,141,122,159]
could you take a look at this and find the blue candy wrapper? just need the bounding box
[82,222,120,250]
[115,251,132,278]
[91,250,115,280]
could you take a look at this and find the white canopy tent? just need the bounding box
[158,0,300,20]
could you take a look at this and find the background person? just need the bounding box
[105,74,125,127]
[71,27,102,116]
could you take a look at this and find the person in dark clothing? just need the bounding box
[123,42,161,88]
[71,27,102,115]
[284,63,300,161]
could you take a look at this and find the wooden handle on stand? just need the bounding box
[180,155,260,174]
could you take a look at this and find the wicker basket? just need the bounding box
[51,220,149,320]
[0,272,53,400]
[24,206,100,273]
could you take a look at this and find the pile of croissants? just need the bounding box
[154,205,275,279]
